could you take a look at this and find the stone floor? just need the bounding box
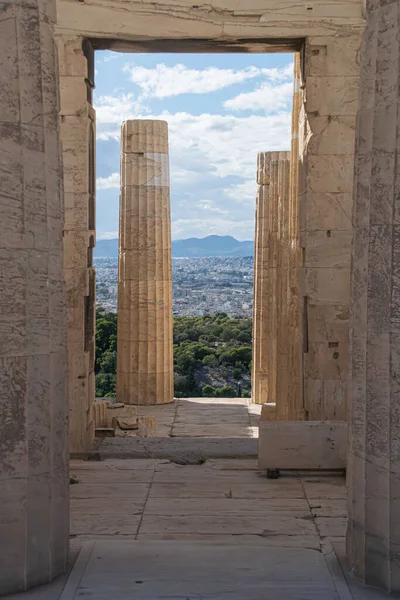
[89,397,261,461]
[5,457,388,599]
[102,397,262,438]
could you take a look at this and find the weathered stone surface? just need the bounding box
[55,0,364,44]
[346,0,400,593]
[116,416,139,430]
[0,1,69,594]
[117,120,173,405]
[258,421,346,470]
[252,151,290,411]
[57,35,96,454]
[94,401,108,428]
[285,54,306,423]
[95,428,115,438]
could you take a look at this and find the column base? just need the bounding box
[258,420,346,470]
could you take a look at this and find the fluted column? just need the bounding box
[276,154,291,418]
[117,120,174,405]
[347,0,400,591]
[285,54,306,421]
[0,0,69,593]
[252,154,271,405]
[252,152,290,410]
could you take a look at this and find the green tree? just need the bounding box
[100,350,117,374]
[202,384,217,397]
[215,386,235,398]
[202,354,218,368]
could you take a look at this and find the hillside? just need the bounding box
[95,235,254,258]
[95,310,252,399]
[173,235,254,257]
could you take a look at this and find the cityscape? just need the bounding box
[96,255,254,317]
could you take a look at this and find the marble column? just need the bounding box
[0,0,69,594]
[286,53,306,421]
[252,153,271,405]
[347,0,400,591]
[275,153,291,418]
[117,120,174,405]
[252,151,290,412]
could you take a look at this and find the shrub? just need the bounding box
[202,384,217,397]
[215,385,235,398]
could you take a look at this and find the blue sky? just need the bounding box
[95,51,294,241]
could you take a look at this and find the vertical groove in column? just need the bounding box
[252,152,290,414]
[286,54,306,421]
[276,155,291,419]
[117,120,173,405]
[252,154,271,405]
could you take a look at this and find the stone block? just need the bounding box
[305,230,352,269]
[307,115,356,156]
[304,192,352,230]
[304,379,347,421]
[60,112,91,142]
[307,303,349,343]
[306,267,350,304]
[258,421,346,470]
[306,76,360,116]
[260,403,277,421]
[56,35,87,77]
[59,76,87,116]
[304,341,348,381]
[121,120,169,154]
[307,155,354,193]
[305,34,362,77]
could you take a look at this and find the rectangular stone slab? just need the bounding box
[258,421,346,470]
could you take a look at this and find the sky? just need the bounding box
[95,51,294,241]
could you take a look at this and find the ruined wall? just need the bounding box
[57,36,96,454]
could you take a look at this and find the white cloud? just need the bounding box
[96,106,291,179]
[94,60,294,241]
[95,93,147,140]
[123,62,294,99]
[97,172,120,190]
[224,180,257,204]
[224,81,293,112]
[97,231,119,240]
[125,64,258,98]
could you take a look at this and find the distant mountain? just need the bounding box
[95,235,254,258]
[172,236,254,257]
[95,238,119,258]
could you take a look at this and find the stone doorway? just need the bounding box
[61,34,358,457]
